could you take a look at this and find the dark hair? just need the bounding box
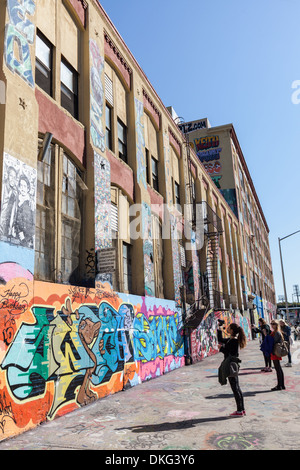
[19,174,30,191]
[229,323,247,349]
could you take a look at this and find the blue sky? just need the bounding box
[99,0,300,303]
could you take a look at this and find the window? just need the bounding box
[152,214,164,298]
[35,31,53,96]
[174,181,181,208]
[106,104,113,150]
[145,148,150,184]
[61,58,78,119]
[117,119,127,163]
[151,156,159,192]
[35,144,55,280]
[61,155,83,283]
[122,242,132,292]
[35,140,84,284]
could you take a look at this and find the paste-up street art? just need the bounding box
[0,153,37,249]
[90,39,105,152]
[4,0,36,88]
[94,152,111,251]
[135,98,147,190]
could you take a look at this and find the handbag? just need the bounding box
[273,340,289,357]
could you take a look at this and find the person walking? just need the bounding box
[217,323,247,417]
[279,319,292,367]
[270,320,285,391]
[252,318,272,372]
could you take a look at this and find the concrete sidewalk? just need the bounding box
[0,338,299,451]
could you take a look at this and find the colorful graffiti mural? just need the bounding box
[0,276,184,439]
[135,98,147,190]
[90,39,105,152]
[142,202,155,297]
[4,0,36,88]
[189,309,252,363]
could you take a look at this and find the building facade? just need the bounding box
[185,120,276,322]
[0,0,275,440]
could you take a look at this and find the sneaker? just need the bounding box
[266,367,273,372]
[229,411,245,417]
[285,363,292,367]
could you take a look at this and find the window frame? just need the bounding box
[122,242,132,293]
[105,103,113,151]
[117,118,128,163]
[35,30,53,97]
[60,57,79,120]
[151,156,159,192]
[35,139,85,284]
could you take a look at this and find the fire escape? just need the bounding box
[175,118,225,329]
[183,201,224,329]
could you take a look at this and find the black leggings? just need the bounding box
[273,360,285,388]
[228,376,245,412]
[263,353,271,368]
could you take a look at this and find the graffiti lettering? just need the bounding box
[203,161,222,175]
[196,147,222,162]
[194,136,219,152]
[0,391,16,433]
[1,296,183,419]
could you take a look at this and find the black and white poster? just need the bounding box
[0,153,37,249]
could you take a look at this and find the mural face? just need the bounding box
[0,278,184,439]
[90,39,105,152]
[4,0,36,88]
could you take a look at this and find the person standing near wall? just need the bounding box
[270,320,285,391]
[252,318,272,372]
[279,319,292,367]
[218,323,247,417]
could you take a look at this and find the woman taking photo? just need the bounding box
[218,323,247,417]
[270,320,285,391]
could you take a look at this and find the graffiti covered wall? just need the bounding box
[189,309,252,364]
[0,274,184,440]
[4,0,36,88]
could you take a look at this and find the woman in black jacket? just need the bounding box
[252,318,272,372]
[218,322,247,417]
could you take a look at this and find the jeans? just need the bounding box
[228,376,245,411]
[273,360,285,388]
